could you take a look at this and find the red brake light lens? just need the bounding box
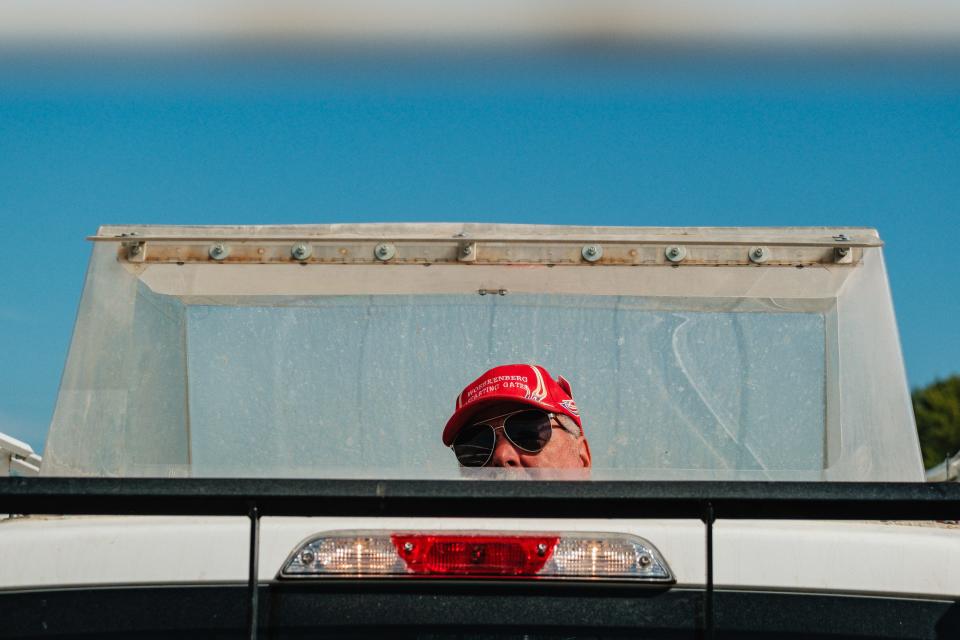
[391,534,559,576]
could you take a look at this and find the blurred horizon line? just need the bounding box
[2,0,960,47]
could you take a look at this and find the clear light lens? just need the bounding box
[541,534,672,581]
[283,534,406,575]
[280,531,672,583]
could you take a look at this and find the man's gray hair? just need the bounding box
[555,413,581,438]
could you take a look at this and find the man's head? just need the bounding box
[442,364,591,469]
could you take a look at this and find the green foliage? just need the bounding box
[912,375,960,469]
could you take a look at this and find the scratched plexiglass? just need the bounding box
[183,294,826,477]
[42,241,925,481]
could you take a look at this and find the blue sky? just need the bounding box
[1,46,958,451]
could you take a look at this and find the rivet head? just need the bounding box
[374,243,396,261]
[638,554,652,567]
[537,543,548,556]
[209,243,229,260]
[581,244,603,262]
[462,245,473,256]
[749,246,769,264]
[665,245,687,263]
[300,550,316,565]
[836,246,850,257]
[291,242,312,261]
[403,542,415,553]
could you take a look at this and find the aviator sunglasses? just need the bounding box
[451,409,567,467]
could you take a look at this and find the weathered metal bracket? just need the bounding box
[119,233,146,263]
[458,241,477,262]
[105,239,866,267]
[97,226,879,267]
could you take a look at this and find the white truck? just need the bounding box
[1,224,957,638]
[0,434,40,479]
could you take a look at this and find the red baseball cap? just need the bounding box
[442,364,583,446]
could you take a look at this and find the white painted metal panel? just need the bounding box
[1,516,957,598]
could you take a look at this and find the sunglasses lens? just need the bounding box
[453,424,495,467]
[504,410,553,453]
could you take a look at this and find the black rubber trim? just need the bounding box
[2,478,959,519]
[0,584,956,639]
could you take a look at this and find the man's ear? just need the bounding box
[578,438,592,468]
